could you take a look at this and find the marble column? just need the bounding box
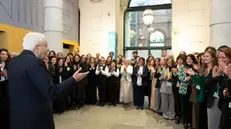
[210,0,231,48]
[44,0,63,52]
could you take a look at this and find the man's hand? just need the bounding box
[223,88,229,97]
[73,67,89,82]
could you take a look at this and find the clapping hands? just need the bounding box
[184,68,195,76]
[212,65,222,78]
[220,63,231,79]
[0,70,7,77]
[73,67,89,82]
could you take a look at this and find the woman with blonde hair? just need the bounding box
[149,59,156,110]
[120,59,133,104]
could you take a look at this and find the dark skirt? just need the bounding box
[85,82,97,104]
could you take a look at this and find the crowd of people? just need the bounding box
[0,44,231,129]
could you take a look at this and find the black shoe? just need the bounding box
[184,124,188,129]
[140,107,144,110]
[157,112,163,116]
[108,103,112,106]
[100,103,105,107]
[136,106,140,110]
[175,118,180,124]
[96,101,100,106]
[113,104,117,107]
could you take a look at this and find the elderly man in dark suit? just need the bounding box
[8,32,89,129]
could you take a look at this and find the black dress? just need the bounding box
[0,64,10,129]
[70,63,80,108]
[218,76,231,129]
[53,66,69,113]
[77,62,89,106]
[85,65,97,104]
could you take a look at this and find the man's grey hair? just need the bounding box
[23,32,46,51]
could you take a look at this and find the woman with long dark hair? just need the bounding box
[48,50,56,58]
[71,54,81,108]
[178,54,198,129]
[0,48,10,129]
[186,50,218,129]
[53,58,66,114]
[86,57,97,105]
[78,55,89,108]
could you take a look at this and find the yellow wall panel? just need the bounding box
[0,23,30,53]
[0,23,80,53]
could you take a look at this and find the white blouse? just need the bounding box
[95,64,108,76]
[106,68,120,77]
[137,66,143,86]
[120,65,133,82]
[0,62,6,82]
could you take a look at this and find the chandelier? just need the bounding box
[143,9,154,27]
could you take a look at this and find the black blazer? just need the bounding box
[205,71,218,108]
[8,50,77,129]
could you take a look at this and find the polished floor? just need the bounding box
[54,105,183,129]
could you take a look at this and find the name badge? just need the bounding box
[196,85,201,90]
[213,92,219,98]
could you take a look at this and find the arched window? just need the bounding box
[124,0,172,59]
[150,30,165,47]
[129,0,172,7]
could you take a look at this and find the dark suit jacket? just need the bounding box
[8,50,77,129]
[204,71,218,108]
[133,65,149,87]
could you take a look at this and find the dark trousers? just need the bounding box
[70,84,78,106]
[180,94,192,125]
[0,81,10,129]
[53,93,67,112]
[197,101,208,129]
[173,88,181,118]
[98,83,106,104]
[85,84,97,105]
[134,86,145,108]
[219,99,231,129]
[147,83,152,107]
[192,102,200,129]
[108,83,118,104]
